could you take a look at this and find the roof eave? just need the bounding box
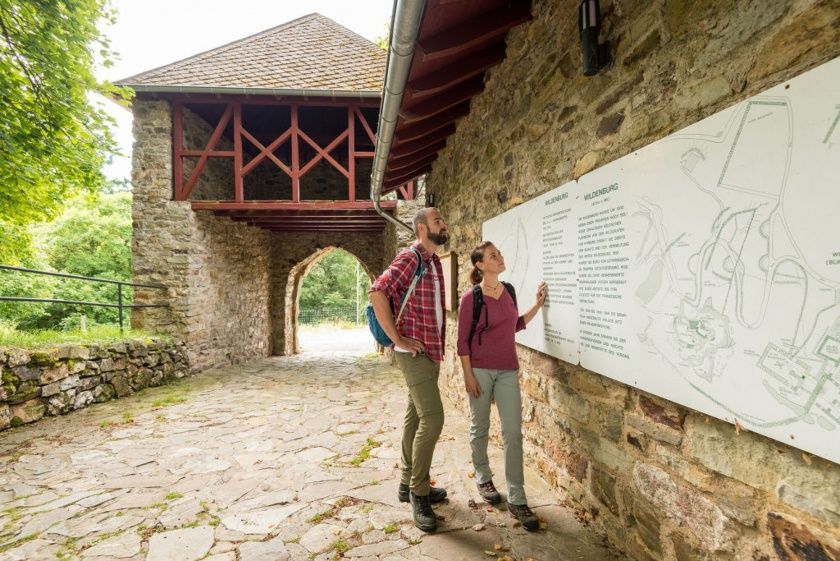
[122,84,382,99]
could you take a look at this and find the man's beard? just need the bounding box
[428,231,448,245]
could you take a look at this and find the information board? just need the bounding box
[483,56,840,464]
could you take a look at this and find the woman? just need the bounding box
[457,241,547,531]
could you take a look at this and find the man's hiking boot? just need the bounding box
[398,483,447,503]
[409,492,437,532]
[477,480,502,504]
[508,502,540,531]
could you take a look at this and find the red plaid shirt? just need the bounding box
[370,242,446,362]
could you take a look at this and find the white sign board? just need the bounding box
[484,56,840,464]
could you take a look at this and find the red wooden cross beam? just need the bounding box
[180,104,233,200]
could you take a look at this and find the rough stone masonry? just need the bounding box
[426,1,840,560]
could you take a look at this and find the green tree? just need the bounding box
[0,0,129,262]
[299,250,371,319]
[35,191,132,328]
[0,192,132,330]
[375,22,390,51]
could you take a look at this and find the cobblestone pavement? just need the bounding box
[0,345,627,561]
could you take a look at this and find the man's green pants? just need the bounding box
[395,352,444,496]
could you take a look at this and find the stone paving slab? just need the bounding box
[0,346,629,561]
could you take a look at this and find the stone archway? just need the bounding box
[267,232,389,356]
[283,247,376,355]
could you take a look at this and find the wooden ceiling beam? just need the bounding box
[237,218,385,225]
[383,162,435,189]
[191,201,397,211]
[387,142,446,172]
[391,124,455,158]
[264,227,383,232]
[399,77,484,123]
[406,43,507,98]
[393,102,471,143]
[417,2,531,62]
[222,212,379,219]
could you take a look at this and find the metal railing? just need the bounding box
[299,306,368,326]
[0,264,168,333]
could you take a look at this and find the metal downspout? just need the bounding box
[370,0,426,234]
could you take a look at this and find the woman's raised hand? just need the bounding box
[535,281,548,306]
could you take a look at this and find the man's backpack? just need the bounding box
[366,248,425,347]
[467,282,517,348]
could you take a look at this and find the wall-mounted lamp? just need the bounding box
[579,0,612,76]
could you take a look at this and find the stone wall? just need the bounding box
[0,339,189,431]
[427,1,840,560]
[268,232,388,354]
[131,100,273,371]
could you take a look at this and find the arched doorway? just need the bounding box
[284,247,375,355]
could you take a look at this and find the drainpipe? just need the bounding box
[370,0,426,234]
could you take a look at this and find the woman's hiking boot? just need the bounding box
[477,480,502,504]
[508,502,539,531]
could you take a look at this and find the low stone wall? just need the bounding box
[0,339,189,431]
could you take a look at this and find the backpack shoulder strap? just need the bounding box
[468,284,484,349]
[502,282,517,308]
[395,248,426,323]
[410,247,425,277]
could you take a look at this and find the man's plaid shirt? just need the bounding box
[370,242,446,363]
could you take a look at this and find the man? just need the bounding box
[369,207,449,533]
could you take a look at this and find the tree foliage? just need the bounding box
[299,250,371,312]
[0,0,128,262]
[0,192,132,329]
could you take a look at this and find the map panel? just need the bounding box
[482,56,840,464]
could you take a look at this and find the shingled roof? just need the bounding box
[117,13,386,97]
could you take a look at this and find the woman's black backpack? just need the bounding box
[468,282,517,348]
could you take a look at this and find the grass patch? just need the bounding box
[166,492,183,501]
[151,394,188,407]
[350,438,381,466]
[333,497,353,509]
[307,508,335,524]
[307,496,355,524]
[382,522,398,534]
[121,411,134,424]
[331,539,349,554]
[0,325,164,349]
[0,532,39,554]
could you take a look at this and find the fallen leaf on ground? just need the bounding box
[493,544,509,552]
[467,471,475,478]
[483,551,497,557]
[472,523,485,531]
[539,521,548,530]
[468,499,478,508]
